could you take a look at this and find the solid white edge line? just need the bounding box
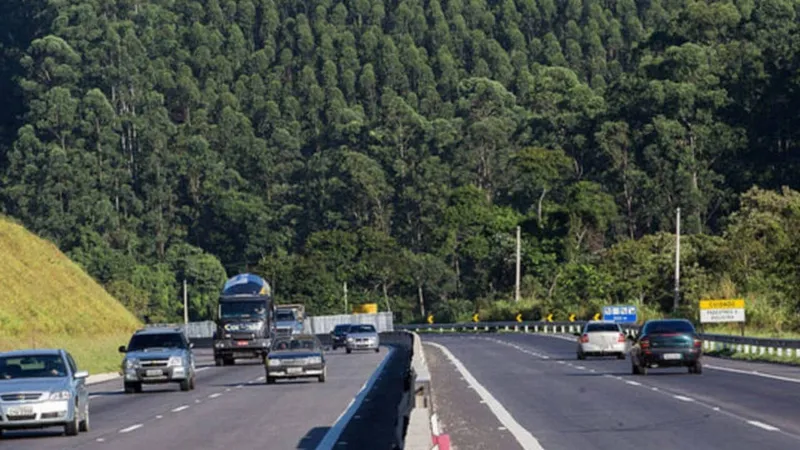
[748,420,780,431]
[706,364,800,384]
[673,395,694,402]
[315,347,395,450]
[425,341,545,450]
[119,424,143,433]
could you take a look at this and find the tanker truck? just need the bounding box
[212,273,276,366]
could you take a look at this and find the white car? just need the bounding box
[576,321,628,360]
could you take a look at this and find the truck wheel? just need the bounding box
[223,357,235,366]
[266,376,275,385]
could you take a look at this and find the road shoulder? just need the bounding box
[424,341,524,450]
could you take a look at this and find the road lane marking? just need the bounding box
[425,342,545,450]
[706,364,800,384]
[209,393,222,399]
[625,381,642,386]
[748,420,780,431]
[172,405,189,412]
[196,367,210,372]
[317,347,396,450]
[673,395,695,402]
[156,415,163,419]
[119,424,143,433]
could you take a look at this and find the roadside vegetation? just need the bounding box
[1,0,799,337]
[0,216,141,373]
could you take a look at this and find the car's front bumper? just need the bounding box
[640,348,701,367]
[125,365,190,383]
[214,338,271,358]
[267,363,325,378]
[0,400,73,429]
[346,339,379,350]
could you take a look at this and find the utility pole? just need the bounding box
[515,226,521,303]
[674,208,681,314]
[183,279,189,325]
[343,281,348,315]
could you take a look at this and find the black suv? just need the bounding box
[630,319,703,375]
[330,324,351,350]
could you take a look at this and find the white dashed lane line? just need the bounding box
[119,424,143,433]
[625,380,642,386]
[749,421,781,431]
[171,405,190,412]
[209,392,222,399]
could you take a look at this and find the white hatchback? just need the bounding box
[576,321,628,360]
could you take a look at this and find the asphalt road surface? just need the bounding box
[0,347,390,450]
[423,333,800,450]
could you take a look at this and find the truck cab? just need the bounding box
[212,274,276,366]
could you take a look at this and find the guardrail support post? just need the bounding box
[524,325,528,333]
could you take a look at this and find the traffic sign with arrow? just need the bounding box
[427,314,434,324]
[546,313,553,322]
[515,313,522,323]
[568,313,576,322]
[593,313,601,321]
[473,313,479,323]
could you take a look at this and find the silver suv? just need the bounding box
[119,328,197,393]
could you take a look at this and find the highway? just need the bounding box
[0,347,390,449]
[423,333,800,450]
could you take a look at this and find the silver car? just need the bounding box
[345,324,380,354]
[576,321,628,360]
[0,349,90,437]
[119,327,197,393]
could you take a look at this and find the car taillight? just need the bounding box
[640,338,650,349]
[580,334,589,343]
[693,338,702,348]
[618,333,626,343]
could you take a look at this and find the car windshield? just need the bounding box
[586,323,621,332]
[333,325,350,334]
[275,310,296,321]
[272,339,318,351]
[350,324,376,333]
[0,354,68,379]
[128,333,185,351]
[644,320,695,334]
[220,301,266,319]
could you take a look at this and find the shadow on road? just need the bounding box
[296,426,331,449]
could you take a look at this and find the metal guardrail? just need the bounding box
[396,321,800,358]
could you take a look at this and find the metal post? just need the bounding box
[674,208,681,313]
[344,282,348,314]
[183,279,189,325]
[515,226,521,303]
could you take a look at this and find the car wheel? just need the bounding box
[224,357,235,366]
[189,375,196,390]
[631,361,639,375]
[180,378,191,391]
[577,352,586,360]
[65,411,79,436]
[374,348,380,353]
[691,361,703,374]
[214,357,223,366]
[266,376,275,385]
[318,367,327,383]
[124,382,140,394]
[346,348,352,354]
[617,352,626,360]
[79,404,90,432]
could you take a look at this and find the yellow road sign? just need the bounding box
[546,313,553,322]
[568,313,576,322]
[699,299,745,310]
[516,313,522,323]
[593,313,601,320]
[427,314,434,324]
[473,313,479,323]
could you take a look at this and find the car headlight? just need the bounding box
[347,337,354,342]
[168,356,183,367]
[125,358,139,369]
[50,390,71,400]
[268,359,281,367]
[307,357,322,364]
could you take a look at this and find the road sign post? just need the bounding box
[699,299,745,324]
[602,305,638,324]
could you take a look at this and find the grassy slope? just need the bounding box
[0,216,141,374]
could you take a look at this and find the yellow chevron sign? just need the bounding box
[427,314,434,324]
[546,313,553,322]
[569,313,576,322]
[516,313,522,323]
[473,313,479,323]
[593,313,601,321]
